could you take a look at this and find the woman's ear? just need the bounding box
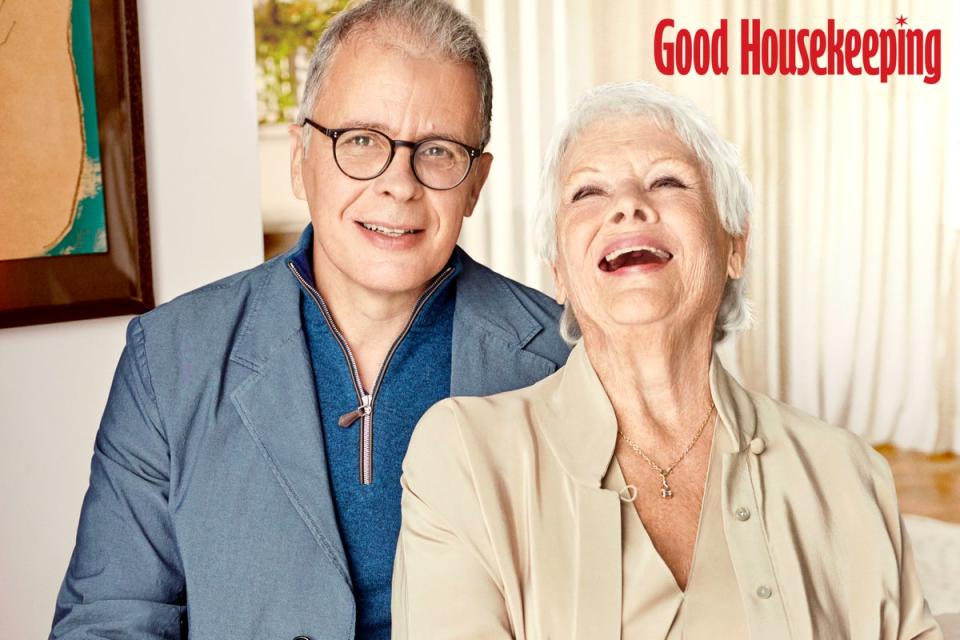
[551,262,568,305]
[727,226,749,279]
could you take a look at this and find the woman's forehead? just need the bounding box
[560,115,698,175]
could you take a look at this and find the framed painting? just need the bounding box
[0,0,152,329]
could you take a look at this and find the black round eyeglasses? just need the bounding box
[302,118,484,191]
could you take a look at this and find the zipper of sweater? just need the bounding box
[288,262,365,401]
[336,393,370,428]
[289,261,454,485]
[355,266,454,485]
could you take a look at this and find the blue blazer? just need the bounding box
[51,232,570,639]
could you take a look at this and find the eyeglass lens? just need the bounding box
[334,129,471,190]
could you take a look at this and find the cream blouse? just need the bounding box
[392,342,942,639]
[607,419,748,638]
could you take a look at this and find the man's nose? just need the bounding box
[373,147,422,201]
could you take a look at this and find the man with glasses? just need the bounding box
[51,0,568,638]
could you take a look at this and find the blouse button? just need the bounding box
[749,437,766,455]
[756,585,773,599]
[734,507,751,521]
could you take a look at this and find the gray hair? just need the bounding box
[296,0,492,148]
[535,81,753,344]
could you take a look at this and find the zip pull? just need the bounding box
[337,394,371,428]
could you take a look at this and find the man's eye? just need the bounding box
[572,186,602,202]
[420,145,452,158]
[651,176,687,189]
[345,134,374,147]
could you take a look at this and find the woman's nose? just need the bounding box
[607,191,659,224]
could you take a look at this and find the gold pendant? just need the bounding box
[660,474,673,499]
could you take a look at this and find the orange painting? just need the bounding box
[0,0,107,261]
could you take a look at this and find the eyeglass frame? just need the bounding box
[302,118,485,191]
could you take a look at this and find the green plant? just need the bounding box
[254,0,348,124]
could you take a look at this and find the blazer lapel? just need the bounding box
[229,243,350,585]
[534,343,623,638]
[450,249,559,396]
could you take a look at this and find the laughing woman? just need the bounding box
[391,82,941,639]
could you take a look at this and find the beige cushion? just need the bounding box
[936,614,960,640]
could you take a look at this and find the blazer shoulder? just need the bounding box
[499,272,563,323]
[456,249,569,365]
[460,252,562,322]
[137,257,278,334]
[125,257,290,408]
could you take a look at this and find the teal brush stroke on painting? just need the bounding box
[47,0,108,256]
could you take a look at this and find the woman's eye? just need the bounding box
[572,186,603,202]
[651,176,687,189]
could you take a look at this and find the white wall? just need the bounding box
[0,1,264,636]
[260,123,311,235]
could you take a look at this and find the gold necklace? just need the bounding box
[617,403,715,499]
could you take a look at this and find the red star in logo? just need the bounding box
[895,14,908,26]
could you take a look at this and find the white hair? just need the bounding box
[535,81,753,344]
[296,0,492,149]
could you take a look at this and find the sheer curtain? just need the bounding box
[452,0,960,453]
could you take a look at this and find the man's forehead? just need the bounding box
[340,21,442,62]
[316,35,482,142]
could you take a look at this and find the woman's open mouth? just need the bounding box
[599,245,673,272]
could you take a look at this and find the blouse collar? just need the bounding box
[535,340,759,487]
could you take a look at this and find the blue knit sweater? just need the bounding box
[293,246,458,639]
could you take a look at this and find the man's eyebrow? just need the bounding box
[338,119,393,132]
[336,120,470,144]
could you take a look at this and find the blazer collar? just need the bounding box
[227,226,350,583]
[231,225,544,371]
[228,228,310,372]
[538,342,757,487]
[452,248,543,348]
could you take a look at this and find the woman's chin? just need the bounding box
[607,291,674,322]
[596,307,673,334]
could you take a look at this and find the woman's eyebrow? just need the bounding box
[564,166,602,181]
[561,154,698,185]
[647,155,699,169]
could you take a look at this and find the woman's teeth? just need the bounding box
[599,245,673,272]
[603,246,671,262]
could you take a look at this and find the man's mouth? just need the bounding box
[599,245,673,272]
[358,221,421,238]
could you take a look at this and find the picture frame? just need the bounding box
[0,0,152,329]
